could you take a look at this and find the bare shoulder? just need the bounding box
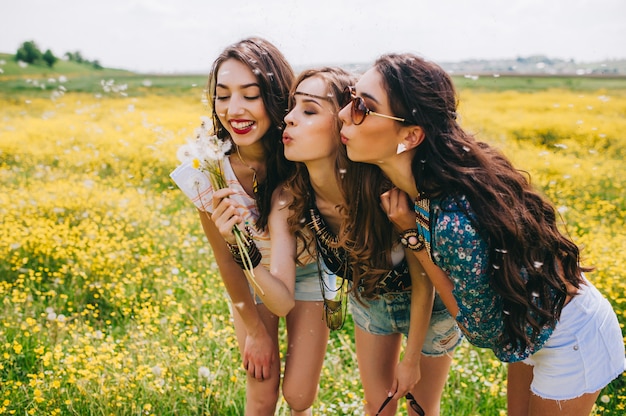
[271,183,294,211]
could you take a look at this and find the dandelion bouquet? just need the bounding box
[171,116,264,295]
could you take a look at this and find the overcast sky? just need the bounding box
[2,0,625,74]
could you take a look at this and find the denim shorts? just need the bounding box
[523,279,626,400]
[253,261,335,303]
[349,290,462,356]
[294,261,336,302]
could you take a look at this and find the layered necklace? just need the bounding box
[235,146,258,194]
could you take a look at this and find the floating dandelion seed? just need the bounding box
[503,310,510,315]
[492,264,500,270]
[533,261,543,269]
[462,146,470,152]
[531,291,540,298]
[495,248,508,254]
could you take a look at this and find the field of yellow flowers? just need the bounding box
[0,78,624,415]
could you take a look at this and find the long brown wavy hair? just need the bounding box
[284,67,401,298]
[205,37,295,230]
[373,53,590,349]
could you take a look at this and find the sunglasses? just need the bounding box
[343,86,406,125]
[376,392,425,416]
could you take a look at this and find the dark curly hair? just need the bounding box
[205,37,295,230]
[373,53,590,350]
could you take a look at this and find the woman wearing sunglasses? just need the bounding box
[281,67,461,416]
[181,38,333,415]
[339,53,625,415]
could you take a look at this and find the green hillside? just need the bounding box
[0,52,131,77]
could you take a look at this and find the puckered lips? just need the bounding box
[282,132,294,145]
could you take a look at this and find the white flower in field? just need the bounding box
[198,366,212,380]
[18,60,28,68]
[600,395,610,404]
[142,79,152,87]
[151,365,163,377]
[56,314,66,323]
[58,75,67,83]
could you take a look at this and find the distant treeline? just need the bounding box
[14,40,102,69]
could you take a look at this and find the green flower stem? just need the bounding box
[204,159,264,296]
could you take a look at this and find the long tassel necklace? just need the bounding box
[236,146,258,194]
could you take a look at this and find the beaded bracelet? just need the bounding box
[227,236,262,269]
[399,228,426,252]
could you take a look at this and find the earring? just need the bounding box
[396,143,407,154]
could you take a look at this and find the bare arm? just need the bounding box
[395,250,434,398]
[198,209,275,380]
[211,187,297,316]
[381,188,460,318]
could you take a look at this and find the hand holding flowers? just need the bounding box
[171,117,265,295]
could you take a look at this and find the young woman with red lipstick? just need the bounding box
[281,67,461,416]
[338,53,625,416]
[194,38,332,416]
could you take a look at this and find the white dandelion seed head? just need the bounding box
[151,365,163,377]
[176,144,194,163]
[198,366,212,379]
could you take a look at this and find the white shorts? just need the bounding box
[523,279,625,400]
